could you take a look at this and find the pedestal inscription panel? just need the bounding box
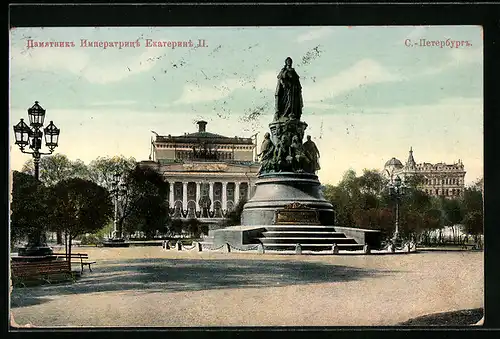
[274,202,321,225]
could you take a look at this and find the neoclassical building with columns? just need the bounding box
[139,121,260,222]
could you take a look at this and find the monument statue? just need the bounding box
[274,57,303,122]
[257,132,275,174]
[253,57,319,175]
[208,56,382,254]
[303,135,320,172]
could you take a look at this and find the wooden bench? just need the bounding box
[10,261,74,287]
[52,253,96,273]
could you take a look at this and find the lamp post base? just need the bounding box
[392,233,402,248]
[102,238,129,247]
[17,246,53,257]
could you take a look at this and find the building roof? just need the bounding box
[384,157,404,168]
[155,120,253,145]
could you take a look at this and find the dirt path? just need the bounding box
[10,248,483,327]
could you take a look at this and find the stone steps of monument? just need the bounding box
[260,237,357,245]
[264,225,338,232]
[262,231,347,238]
[262,243,365,251]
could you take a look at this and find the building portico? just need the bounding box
[139,121,260,221]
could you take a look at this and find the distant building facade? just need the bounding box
[139,121,259,221]
[384,147,466,198]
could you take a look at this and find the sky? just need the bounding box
[9,26,483,185]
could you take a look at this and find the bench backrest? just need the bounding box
[11,261,71,276]
[52,253,89,259]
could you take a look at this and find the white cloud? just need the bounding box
[254,70,277,90]
[9,45,167,84]
[89,100,137,106]
[420,47,482,76]
[172,59,402,107]
[173,78,249,104]
[173,70,277,105]
[309,96,483,185]
[406,26,430,40]
[296,27,335,43]
[304,59,404,103]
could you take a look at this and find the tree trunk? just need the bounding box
[68,234,72,272]
[64,231,68,256]
[56,231,63,245]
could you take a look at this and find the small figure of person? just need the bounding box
[303,135,320,173]
[257,132,275,174]
[274,134,292,171]
[290,135,309,172]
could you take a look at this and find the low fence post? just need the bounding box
[176,241,182,251]
[332,243,339,254]
[295,243,302,255]
[258,243,265,254]
[363,244,371,254]
[226,243,231,253]
[198,242,203,252]
[389,243,395,253]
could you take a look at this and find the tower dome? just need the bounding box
[384,157,404,169]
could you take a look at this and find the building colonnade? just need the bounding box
[167,180,254,214]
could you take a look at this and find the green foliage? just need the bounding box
[10,171,51,247]
[21,153,90,186]
[168,219,184,236]
[122,166,170,238]
[463,211,483,236]
[80,234,101,245]
[442,198,465,226]
[223,198,247,226]
[48,178,114,239]
[87,156,136,191]
[323,169,484,243]
[186,218,201,238]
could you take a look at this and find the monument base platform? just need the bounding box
[17,246,54,257]
[241,172,335,226]
[102,239,130,247]
[203,225,382,252]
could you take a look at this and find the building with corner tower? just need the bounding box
[383,147,466,198]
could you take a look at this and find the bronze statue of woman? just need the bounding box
[274,57,304,121]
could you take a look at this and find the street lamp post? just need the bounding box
[388,175,406,244]
[13,101,60,256]
[110,172,127,241]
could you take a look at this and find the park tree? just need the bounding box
[118,165,169,239]
[324,169,362,227]
[463,211,483,245]
[223,198,247,226]
[48,178,113,267]
[21,154,90,186]
[460,184,483,244]
[10,171,51,249]
[185,218,202,238]
[21,154,91,244]
[168,219,184,236]
[357,169,388,197]
[87,156,136,192]
[442,198,465,243]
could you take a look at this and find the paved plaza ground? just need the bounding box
[10,247,483,327]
